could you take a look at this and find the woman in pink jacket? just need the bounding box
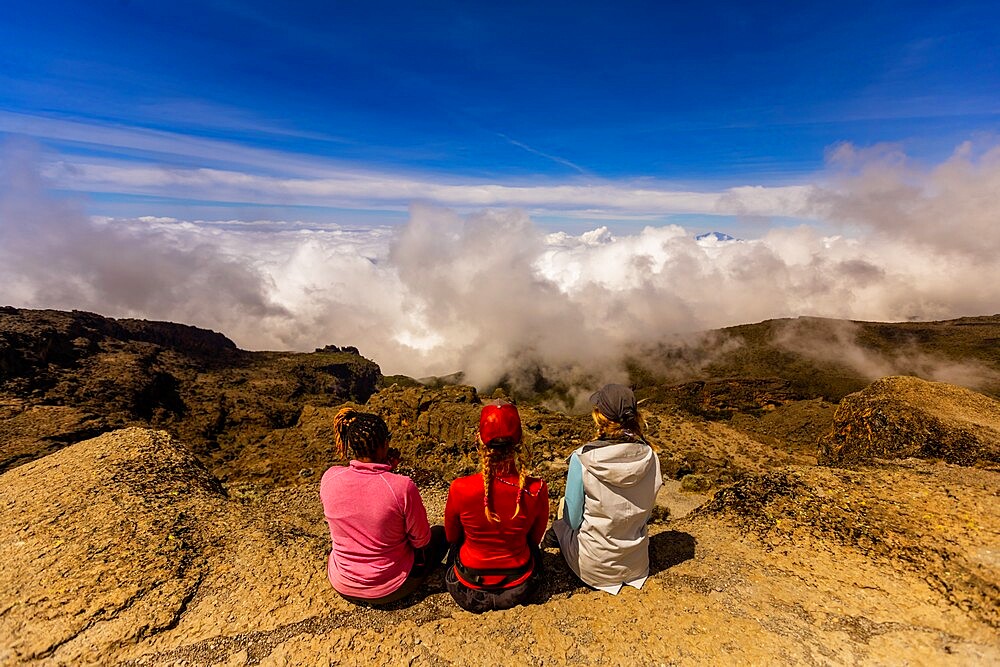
[320,407,446,605]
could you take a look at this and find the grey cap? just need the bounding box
[589,384,638,423]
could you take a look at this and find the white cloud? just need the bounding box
[814,141,1000,259]
[3,110,816,219]
[4,138,1000,399]
[40,159,816,219]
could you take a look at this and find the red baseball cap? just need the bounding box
[479,402,522,446]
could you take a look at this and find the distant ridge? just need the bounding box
[0,307,382,476]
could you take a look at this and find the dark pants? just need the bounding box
[338,525,448,606]
[444,544,541,613]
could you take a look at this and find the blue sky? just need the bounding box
[2,0,999,231]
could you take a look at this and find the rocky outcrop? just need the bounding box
[117,317,238,356]
[0,308,382,472]
[3,309,1000,663]
[0,428,221,664]
[0,308,237,387]
[0,427,341,665]
[645,377,808,419]
[819,376,1000,466]
[217,382,822,494]
[219,384,597,489]
[703,461,1000,629]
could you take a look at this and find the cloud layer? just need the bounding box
[3,140,1000,397]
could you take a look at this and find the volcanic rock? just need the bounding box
[819,376,1000,467]
[3,309,1000,663]
[647,377,807,419]
[0,308,382,472]
[0,428,221,664]
[0,402,106,473]
[2,428,998,665]
[220,384,597,490]
[702,460,1000,629]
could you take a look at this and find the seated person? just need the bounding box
[552,384,662,594]
[444,401,549,613]
[320,407,446,605]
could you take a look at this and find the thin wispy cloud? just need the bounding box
[131,99,354,144]
[497,133,590,175]
[0,111,337,176]
[4,109,815,220]
[39,157,816,219]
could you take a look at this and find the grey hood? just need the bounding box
[577,440,658,488]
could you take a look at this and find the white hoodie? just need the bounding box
[554,440,662,593]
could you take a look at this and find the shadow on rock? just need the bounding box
[650,530,697,574]
[346,562,456,614]
[530,531,696,604]
[531,550,591,603]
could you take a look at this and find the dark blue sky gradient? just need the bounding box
[2,1,999,220]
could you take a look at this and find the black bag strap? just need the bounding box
[454,552,534,589]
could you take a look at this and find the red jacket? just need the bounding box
[445,469,549,589]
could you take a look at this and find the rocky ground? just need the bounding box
[1,308,999,665]
[2,428,997,665]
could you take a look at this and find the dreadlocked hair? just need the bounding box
[592,408,644,442]
[479,437,531,523]
[332,407,389,460]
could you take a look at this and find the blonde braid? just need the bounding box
[481,446,501,523]
[332,407,355,458]
[480,440,533,522]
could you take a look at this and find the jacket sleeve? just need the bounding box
[565,453,584,531]
[402,478,432,549]
[444,482,464,545]
[529,479,550,545]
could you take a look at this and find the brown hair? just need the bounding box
[592,408,644,442]
[332,407,389,460]
[479,438,531,523]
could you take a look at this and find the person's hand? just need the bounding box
[386,447,401,469]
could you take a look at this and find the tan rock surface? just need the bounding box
[0,428,220,664]
[2,428,997,665]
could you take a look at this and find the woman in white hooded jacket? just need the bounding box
[552,384,662,594]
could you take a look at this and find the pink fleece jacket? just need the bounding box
[320,461,432,599]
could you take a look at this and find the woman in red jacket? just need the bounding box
[444,401,549,613]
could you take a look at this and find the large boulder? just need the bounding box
[0,428,222,664]
[819,376,1000,466]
